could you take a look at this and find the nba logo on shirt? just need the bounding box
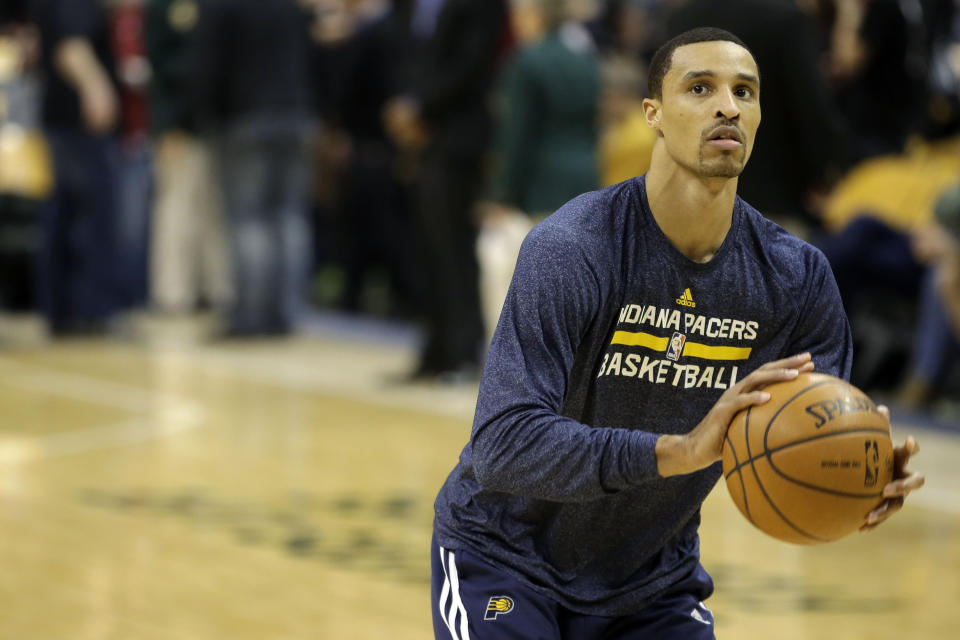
[666,332,686,361]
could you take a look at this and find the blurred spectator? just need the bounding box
[894,182,960,406]
[145,0,231,316]
[829,0,939,161]
[598,54,654,187]
[384,0,508,381]
[486,0,599,216]
[109,0,151,310]
[666,0,848,229]
[932,183,960,333]
[593,0,658,62]
[476,0,599,340]
[0,2,49,311]
[316,0,420,317]
[816,137,960,398]
[31,0,122,336]
[918,0,960,140]
[192,0,317,337]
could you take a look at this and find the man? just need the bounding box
[146,0,233,317]
[384,0,509,380]
[191,0,316,337]
[31,0,121,335]
[431,28,924,639]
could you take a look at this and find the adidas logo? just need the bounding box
[675,288,696,308]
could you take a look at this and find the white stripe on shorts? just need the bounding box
[438,546,471,640]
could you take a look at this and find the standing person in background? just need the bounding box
[485,0,599,218]
[829,0,945,162]
[477,0,600,340]
[384,0,509,382]
[146,0,232,318]
[109,0,152,312]
[317,0,421,318]
[598,55,655,187]
[192,0,316,338]
[931,184,960,333]
[31,0,122,336]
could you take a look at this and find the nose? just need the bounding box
[714,89,740,121]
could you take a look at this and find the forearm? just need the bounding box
[655,434,693,477]
[471,409,662,501]
[54,38,111,94]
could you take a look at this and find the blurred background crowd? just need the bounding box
[0,0,959,415]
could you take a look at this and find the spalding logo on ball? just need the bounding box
[722,372,894,544]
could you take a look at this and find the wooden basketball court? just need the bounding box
[0,315,956,639]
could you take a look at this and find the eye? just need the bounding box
[691,84,708,95]
[735,86,754,99]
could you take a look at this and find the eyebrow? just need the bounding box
[681,70,760,86]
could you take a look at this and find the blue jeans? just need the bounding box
[115,138,152,309]
[218,115,313,334]
[37,128,120,331]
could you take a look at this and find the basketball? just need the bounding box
[721,373,894,544]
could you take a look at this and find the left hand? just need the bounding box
[383,97,428,151]
[861,405,925,532]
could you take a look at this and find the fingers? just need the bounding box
[756,352,813,372]
[729,390,772,413]
[860,436,925,533]
[883,469,926,497]
[877,404,890,420]
[738,364,801,393]
[860,496,904,533]
[900,435,920,458]
[736,353,814,393]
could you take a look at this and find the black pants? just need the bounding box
[415,151,485,372]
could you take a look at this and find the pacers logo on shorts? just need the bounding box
[484,596,515,621]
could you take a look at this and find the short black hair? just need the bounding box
[647,27,756,100]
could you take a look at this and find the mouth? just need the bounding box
[705,126,744,150]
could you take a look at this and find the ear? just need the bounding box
[642,97,663,136]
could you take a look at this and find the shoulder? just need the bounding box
[517,179,640,285]
[527,179,637,253]
[736,199,833,289]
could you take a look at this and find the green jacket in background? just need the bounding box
[145,0,199,134]
[487,25,600,215]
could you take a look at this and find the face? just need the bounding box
[644,41,761,179]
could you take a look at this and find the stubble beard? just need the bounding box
[697,147,747,178]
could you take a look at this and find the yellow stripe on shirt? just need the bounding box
[610,331,670,350]
[610,331,752,361]
[681,342,752,361]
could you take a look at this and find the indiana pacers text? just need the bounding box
[595,303,760,389]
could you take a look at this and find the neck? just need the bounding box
[644,147,740,263]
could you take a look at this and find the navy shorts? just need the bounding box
[431,536,715,640]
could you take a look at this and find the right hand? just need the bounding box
[657,352,815,477]
[80,79,119,135]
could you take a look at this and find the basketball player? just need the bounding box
[431,28,924,639]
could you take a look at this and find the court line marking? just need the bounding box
[189,343,960,518]
[0,356,204,464]
[1,345,958,518]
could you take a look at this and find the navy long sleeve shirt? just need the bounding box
[433,175,853,615]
